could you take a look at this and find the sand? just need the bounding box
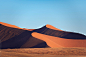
[0,22,86,57]
[1,48,86,57]
[46,24,62,31]
[32,32,86,47]
[23,28,35,31]
[0,22,21,29]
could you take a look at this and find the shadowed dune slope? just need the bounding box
[0,24,49,49]
[32,32,86,47]
[32,24,86,39]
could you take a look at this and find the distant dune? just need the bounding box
[0,22,86,49]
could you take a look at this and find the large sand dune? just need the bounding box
[0,23,48,49]
[0,22,86,49]
[0,22,86,57]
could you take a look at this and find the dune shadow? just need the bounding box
[0,24,49,49]
[32,26,86,39]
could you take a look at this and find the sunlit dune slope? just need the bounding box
[0,24,49,49]
[33,24,86,39]
[0,22,22,29]
[46,24,62,31]
[32,32,86,48]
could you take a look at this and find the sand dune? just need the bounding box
[0,22,22,29]
[32,32,86,48]
[33,24,86,39]
[46,24,62,31]
[0,24,48,49]
[23,28,35,31]
[1,22,86,57]
[32,32,63,47]
[0,22,86,49]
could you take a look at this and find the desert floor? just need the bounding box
[1,48,86,57]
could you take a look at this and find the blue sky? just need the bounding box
[0,0,86,35]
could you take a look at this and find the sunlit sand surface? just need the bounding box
[32,32,86,47]
[46,24,62,31]
[0,22,21,29]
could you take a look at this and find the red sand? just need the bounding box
[32,32,86,48]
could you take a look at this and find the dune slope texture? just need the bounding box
[0,23,49,49]
[31,24,86,47]
[0,22,86,49]
[32,24,86,39]
[32,32,86,47]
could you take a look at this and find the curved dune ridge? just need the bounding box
[46,24,62,31]
[32,32,86,48]
[0,22,22,29]
[0,23,48,49]
[33,24,86,39]
[0,22,86,49]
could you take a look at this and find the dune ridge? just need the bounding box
[46,24,62,31]
[0,22,22,29]
[32,32,86,47]
[32,25,86,39]
[0,24,48,49]
[23,28,35,31]
[0,22,86,49]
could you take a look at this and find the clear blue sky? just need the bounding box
[0,0,86,35]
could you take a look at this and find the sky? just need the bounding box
[0,0,86,35]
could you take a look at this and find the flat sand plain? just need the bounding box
[1,48,86,57]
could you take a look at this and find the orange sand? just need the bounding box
[0,22,21,29]
[32,32,86,48]
[46,24,62,31]
[1,22,86,48]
